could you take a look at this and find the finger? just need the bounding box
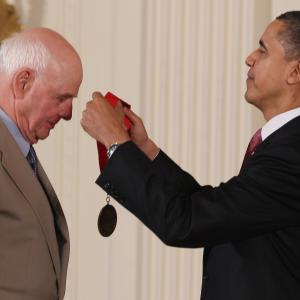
[124,108,141,125]
[115,102,124,115]
[80,118,86,130]
[92,91,104,100]
[115,101,123,111]
[115,104,125,125]
[81,109,87,118]
[85,100,92,108]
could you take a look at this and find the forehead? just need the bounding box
[45,61,82,86]
[35,71,81,100]
[260,20,290,58]
[261,20,286,43]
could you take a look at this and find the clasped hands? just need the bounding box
[81,92,159,160]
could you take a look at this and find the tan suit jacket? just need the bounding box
[0,120,70,300]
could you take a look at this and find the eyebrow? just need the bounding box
[60,93,76,99]
[259,39,268,51]
[63,93,77,98]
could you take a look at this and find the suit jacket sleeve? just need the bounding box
[96,139,300,248]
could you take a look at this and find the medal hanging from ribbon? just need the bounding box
[97,92,131,237]
[98,194,118,237]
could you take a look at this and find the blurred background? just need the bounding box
[4,0,300,299]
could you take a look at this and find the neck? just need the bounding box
[0,97,17,124]
[261,93,300,121]
[263,106,300,121]
[0,94,35,144]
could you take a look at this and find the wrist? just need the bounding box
[139,139,159,160]
[103,131,130,149]
[105,127,131,159]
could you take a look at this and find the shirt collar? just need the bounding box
[0,108,30,156]
[261,107,300,141]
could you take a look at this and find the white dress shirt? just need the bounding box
[261,107,300,141]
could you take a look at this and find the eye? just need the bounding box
[258,44,268,55]
[58,96,69,102]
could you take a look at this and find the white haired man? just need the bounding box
[0,28,82,300]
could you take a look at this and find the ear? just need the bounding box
[12,68,35,99]
[287,60,300,85]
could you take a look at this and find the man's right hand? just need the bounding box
[81,92,130,148]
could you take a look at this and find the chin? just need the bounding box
[245,90,257,105]
[245,94,264,113]
[245,92,252,104]
[37,131,51,141]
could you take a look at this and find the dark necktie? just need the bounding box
[26,146,63,260]
[26,145,38,174]
[242,128,262,166]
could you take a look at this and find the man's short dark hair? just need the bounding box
[276,11,300,60]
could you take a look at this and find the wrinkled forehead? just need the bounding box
[37,63,82,97]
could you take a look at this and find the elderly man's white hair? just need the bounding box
[0,32,51,75]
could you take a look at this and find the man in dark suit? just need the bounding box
[81,11,300,300]
[0,28,82,299]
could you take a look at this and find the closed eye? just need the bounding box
[259,39,268,53]
[57,94,74,102]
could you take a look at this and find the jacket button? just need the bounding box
[104,182,112,190]
[119,196,125,204]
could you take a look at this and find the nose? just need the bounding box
[60,99,73,121]
[245,50,256,67]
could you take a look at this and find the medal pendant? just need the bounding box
[98,201,117,237]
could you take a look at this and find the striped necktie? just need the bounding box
[26,146,38,174]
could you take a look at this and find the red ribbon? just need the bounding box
[97,92,131,171]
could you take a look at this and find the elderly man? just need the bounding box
[0,28,82,300]
[82,11,300,300]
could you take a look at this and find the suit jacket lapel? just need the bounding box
[37,161,70,297]
[0,120,61,286]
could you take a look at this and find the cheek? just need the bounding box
[255,61,279,86]
[28,108,51,130]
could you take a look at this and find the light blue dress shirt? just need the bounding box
[0,108,30,156]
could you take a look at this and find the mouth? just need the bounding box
[247,71,254,80]
[47,121,56,129]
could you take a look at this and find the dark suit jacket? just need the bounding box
[96,116,300,300]
[0,120,70,300]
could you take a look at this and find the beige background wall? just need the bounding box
[8,0,300,299]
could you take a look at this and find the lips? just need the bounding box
[48,120,58,129]
[47,122,55,129]
[247,71,254,80]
